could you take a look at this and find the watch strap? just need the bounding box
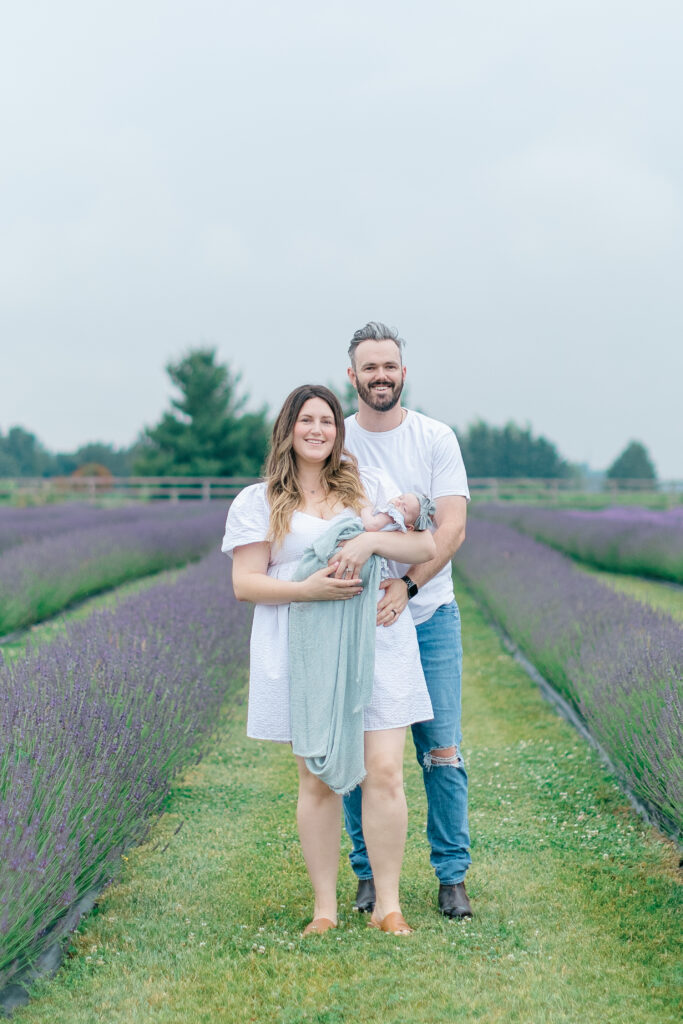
[401,574,418,599]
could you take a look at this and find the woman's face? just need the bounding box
[291,397,337,467]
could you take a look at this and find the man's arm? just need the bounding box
[376,495,467,626]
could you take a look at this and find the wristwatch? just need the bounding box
[401,575,419,599]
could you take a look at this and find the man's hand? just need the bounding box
[376,577,409,626]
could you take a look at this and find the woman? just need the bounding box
[222,385,435,936]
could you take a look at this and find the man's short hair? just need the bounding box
[348,321,405,367]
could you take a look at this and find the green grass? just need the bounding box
[470,491,682,510]
[13,588,682,1024]
[578,564,683,622]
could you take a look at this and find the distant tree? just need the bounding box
[606,441,657,481]
[0,430,141,478]
[77,443,137,476]
[0,448,19,477]
[458,420,570,478]
[133,348,270,476]
[326,379,359,418]
[71,463,113,479]
[0,426,54,477]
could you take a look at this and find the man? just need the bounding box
[342,321,472,918]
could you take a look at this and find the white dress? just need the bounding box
[222,468,433,742]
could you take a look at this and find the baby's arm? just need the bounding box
[359,505,394,532]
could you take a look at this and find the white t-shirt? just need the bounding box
[344,409,470,626]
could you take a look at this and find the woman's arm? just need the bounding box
[232,541,363,604]
[329,529,435,580]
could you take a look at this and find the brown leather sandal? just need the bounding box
[368,911,414,935]
[302,917,337,936]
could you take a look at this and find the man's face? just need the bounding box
[348,339,406,413]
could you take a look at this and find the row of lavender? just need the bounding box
[0,549,250,993]
[0,504,185,555]
[472,503,683,583]
[454,520,682,835]
[0,505,225,635]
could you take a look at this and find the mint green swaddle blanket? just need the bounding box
[288,517,381,795]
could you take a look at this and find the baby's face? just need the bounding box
[392,493,421,527]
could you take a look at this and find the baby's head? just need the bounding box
[392,492,435,530]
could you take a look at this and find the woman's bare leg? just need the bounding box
[361,727,408,924]
[295,756,342,923]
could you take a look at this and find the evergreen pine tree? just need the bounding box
[606,441,657,481]
[134,348,269,476]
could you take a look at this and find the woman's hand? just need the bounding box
[328,533,378,579]
[297,562,364,602]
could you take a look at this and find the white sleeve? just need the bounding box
[358,466,399,510]
[431,427,470,501]
[221,484,270,558]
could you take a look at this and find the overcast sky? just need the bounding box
[1,1,681,476]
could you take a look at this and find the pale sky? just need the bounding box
[1,0,681,476]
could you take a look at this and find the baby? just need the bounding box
[359,492,436,534]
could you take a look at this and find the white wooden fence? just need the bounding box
[0,476,680,504]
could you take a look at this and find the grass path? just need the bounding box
[578,564,683,621]
[14,588,682,1024]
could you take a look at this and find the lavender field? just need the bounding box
[0,549,250,993]
[0,505,224,635]
[473,503,683,583]
[0,504,181,555]
[454,520,683,836]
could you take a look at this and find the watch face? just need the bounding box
[402,575,418,598]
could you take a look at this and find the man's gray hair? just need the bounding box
[348,321,405,367]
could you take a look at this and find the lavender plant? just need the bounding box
[455,520,683,835]
[0,501,208,552]
[0,549,250,990]
[0,505,173,555]
[0,506,224,634]
[473,504,683,582]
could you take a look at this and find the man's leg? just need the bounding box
[343,781,375,911]
[413,600,471,914]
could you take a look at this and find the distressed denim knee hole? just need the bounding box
[423,745,463,771]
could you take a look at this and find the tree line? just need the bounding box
[0,349,657,482]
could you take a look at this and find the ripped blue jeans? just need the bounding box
[343,600,471,885]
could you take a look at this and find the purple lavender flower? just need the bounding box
[0,503,184,554]
[0,505,225,633]
[473,504,683,583]
[455,519,683,835]
[0,549,250,987]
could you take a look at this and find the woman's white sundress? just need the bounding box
[221,467,433,742]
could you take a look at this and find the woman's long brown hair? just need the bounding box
[265,385,366,546]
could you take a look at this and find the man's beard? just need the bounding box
[356,377,404,412]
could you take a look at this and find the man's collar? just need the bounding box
[353,407,408,433]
